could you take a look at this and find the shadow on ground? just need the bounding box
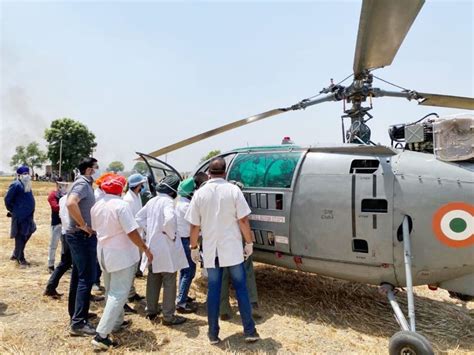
[195,264,474,351]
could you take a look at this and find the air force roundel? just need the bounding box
[432,202,474,248]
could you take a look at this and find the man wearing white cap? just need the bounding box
[122,173,148,311]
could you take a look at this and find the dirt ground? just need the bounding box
[0,178,473,354]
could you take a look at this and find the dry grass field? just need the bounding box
[0,177,473,354]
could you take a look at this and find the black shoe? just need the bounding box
[48,266,54,274]
[91,334,118,350]
[124,303,137,314]
[208,333,221,345]
[70,323,96,336]
[146,313,159,321]
[135,270,144,278]
[128,293,145,302]
[18,259,31,268]
[162,315,187,326]
[245,331,260,343]
[90,294,105,302]
[43,289,63,299]
[176,303,198,314]
[186,296,195,303]
[10,255,17,261]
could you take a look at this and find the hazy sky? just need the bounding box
[1,0,472,174]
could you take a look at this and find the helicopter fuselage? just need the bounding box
[197,144,474,295]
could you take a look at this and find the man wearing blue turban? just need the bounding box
[4,165,36,267]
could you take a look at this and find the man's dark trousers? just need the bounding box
[45,234,72,293]
[66,231,97,328]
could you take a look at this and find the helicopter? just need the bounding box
[136,0,473,354]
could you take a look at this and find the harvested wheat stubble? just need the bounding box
[0,178,473,354]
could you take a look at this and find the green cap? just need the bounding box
[178,177,195,197]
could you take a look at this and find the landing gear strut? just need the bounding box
[379,216,434,355]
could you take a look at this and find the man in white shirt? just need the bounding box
[136,174,188,326]
[185,157,259,344]
[90,174,153,350]
[122,173,148,311]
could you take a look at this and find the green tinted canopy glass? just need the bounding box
[228,152,302,188]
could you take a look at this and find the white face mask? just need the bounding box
[19,174,32,192]
[91,170,101,180]
[20,174,31,183]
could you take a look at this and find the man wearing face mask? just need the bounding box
[65,157,100,336]
[136,174,189,326]
[4,165,36,267]
[122,173,147,312]
[46,177,68,273]
[91,174,153,350]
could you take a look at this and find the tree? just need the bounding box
[10,142,47,177]
[133,161,148,175]
[107,161,125,173]
[44,118,97,178]
[200,150,221,163]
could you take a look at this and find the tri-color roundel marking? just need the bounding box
[432,202,474,248]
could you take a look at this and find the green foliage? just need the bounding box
[44,118,97,176]
[133,161,148,175]
[200,149,221,163]
[10,142,47,176]
[107,161,125,173]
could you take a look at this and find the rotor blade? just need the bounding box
[417,93,474,110]
[146,108,286,157]
[373,89,474,110]
[353,0,425,75]
[146,93,338,157]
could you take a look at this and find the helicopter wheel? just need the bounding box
[448,291,474,302]
[389,331,434,355]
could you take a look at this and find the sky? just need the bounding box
[0,0,472,174]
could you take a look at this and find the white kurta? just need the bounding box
[91,194,140,273]
[123,189,144,236]
[185,178,251,268]
[175,196,191,239]
[58,195,70,234]
[136,193,188,273]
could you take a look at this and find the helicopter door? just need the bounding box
[136,152,182,196]
[226,150,305,254]
[291,152,394,265]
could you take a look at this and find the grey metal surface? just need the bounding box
[353,0,425,75]
[391,150,474,286]
[374,89,474,110]
[290,151,395,272]
[439,273,474,296]
[308,144,397,156]
[404,124,425,143]
[253,249,397,285]
[402,216,416,332]
[383,284,410,332]
[417,93,474,110]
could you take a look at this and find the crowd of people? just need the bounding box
[4,156,261,350]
